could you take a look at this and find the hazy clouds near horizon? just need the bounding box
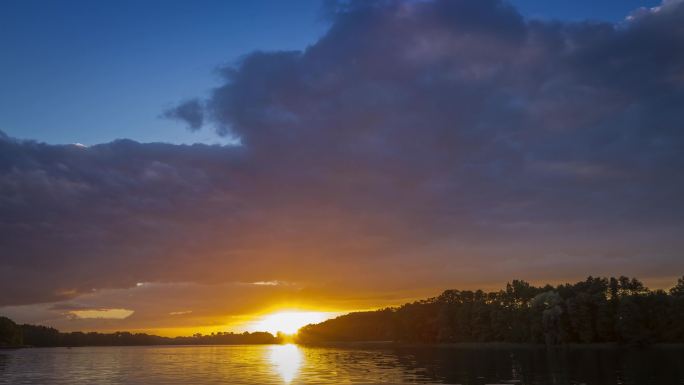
[1,0,684,328]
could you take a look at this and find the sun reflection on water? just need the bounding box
[268,344,303,383]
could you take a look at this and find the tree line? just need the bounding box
[296,276,684,346]
[0,319,280,347]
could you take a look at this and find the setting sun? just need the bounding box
[248,311,334,335]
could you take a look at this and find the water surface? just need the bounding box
[1,344,683,384]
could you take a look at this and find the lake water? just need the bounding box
[1,344,683,384]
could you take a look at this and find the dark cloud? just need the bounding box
[162,99,204,131]
[3,0,684,309]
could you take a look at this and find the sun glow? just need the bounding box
[249,311,333,335]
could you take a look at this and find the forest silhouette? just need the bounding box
[0,319,280,347]
[297,276,684,346]
[2,276,684,348]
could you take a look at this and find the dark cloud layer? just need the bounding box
[2,0,684,309]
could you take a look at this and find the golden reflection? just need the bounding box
[268,344,303,383]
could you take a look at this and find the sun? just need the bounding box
[249,311,333,335]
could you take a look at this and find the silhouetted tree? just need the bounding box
[531,291,562,344]
[670,276,684,297]
[8,322,280,347]
[297,276,684,346]
[0,316,22,346]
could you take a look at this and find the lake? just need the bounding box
[1,344,683,384]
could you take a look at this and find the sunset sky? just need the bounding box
[1,0,683,336]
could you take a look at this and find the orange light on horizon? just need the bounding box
[247,310,335,335]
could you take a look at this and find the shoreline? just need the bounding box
[5,342,684,350]
[296,341,684,349]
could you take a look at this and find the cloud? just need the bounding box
[67,308,134,320]
[250,281,287,286]
[49,303,135,319]
[162,99,204,131]
[169,310,192,316]
[3,0,684,317]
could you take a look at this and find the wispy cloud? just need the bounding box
[68,308,134,320]
[169,310,192,316]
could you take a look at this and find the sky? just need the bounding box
[1,0,682,335]
[0,0,661,145]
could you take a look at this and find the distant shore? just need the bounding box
[5,342,684,350]
[4,276,684,349]
[297,341,684,349]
